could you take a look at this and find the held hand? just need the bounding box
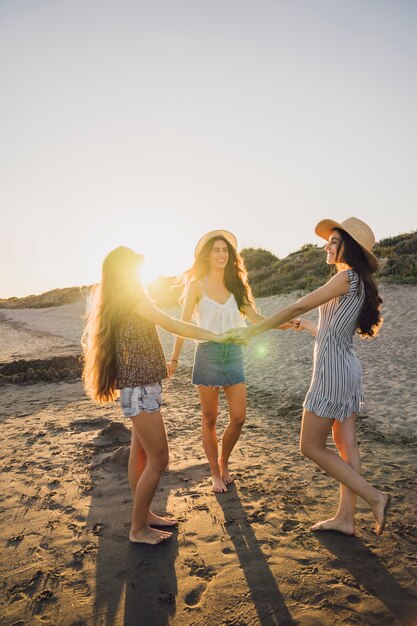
[211,330,239,343]
[292,318,318,337]
[214,330,236,344]
[213,327,253,344]
[292,319,305,332]
[167,360,178,376]
[223,327,253,345]
[277,321,293,330]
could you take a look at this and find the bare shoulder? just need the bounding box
[187,279,203,301]
[327,270,350,293]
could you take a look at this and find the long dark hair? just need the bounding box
[183,236,254,312]
[334,229,382,338]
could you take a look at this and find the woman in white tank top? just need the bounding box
[168,230,290,493]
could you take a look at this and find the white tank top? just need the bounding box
[194,281,246,336]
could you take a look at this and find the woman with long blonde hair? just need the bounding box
[83,246,232,545]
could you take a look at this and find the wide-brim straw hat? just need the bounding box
[315,217,379,273]
[194,230,238,258]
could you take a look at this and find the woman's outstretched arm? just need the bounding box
[292,318,318,336]
[242,301,292,329]
[134,291,219,342]
[229,271,349,342]
[168,281,201,375]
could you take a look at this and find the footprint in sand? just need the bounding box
[66,579,91,601]
[195,503,209,511]
[90,523,105,535]
[8,570,44,596]
[346,594,361,604]
[186,491,201,499]
[39,540,55,551]
[7,533,24,546]
[186,559,215,581]
[184,582,207,607]
[179,538,197,549]
[47,479,60,489]
[29,588,56,614]
[281,519,301,532]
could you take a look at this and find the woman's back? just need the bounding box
[114,309,167,388]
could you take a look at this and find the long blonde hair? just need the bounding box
[82,246,143,402]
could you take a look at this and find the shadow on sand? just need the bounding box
[216,483,294,626]
[87,450,179,626]
[315,532,417,626]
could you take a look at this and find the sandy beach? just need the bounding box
[1,285,416,625]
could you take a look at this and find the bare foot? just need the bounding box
[212,474,228,493]
[374,492,392,535]
[129,526,172,545]
[219,458,234,485]
[310,517,355,536]
[148,512,178,527]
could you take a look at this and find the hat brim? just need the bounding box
[315,219,379,273]
[195,230,238,258]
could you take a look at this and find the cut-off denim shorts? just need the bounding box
[120,382,163,418]
[192,342,245,387]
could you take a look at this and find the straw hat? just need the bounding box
[315,217,379,273]
[194,229,237,258]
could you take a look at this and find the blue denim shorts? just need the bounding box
[120,382,163,417]
[192,342,245,387]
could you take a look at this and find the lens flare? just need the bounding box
[137,260,158,290]
[254,343,268,359]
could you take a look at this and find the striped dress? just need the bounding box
[303,269,365,421]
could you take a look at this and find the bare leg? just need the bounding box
[129,410,172,544]
[128,429,177,528]
[220,384,246,484]
[300,410,391,534]
[128,428,146,497]
[198,386,227,493]
[311,415,359,535]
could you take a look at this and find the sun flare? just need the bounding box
[135,241,192,290]
[138,261,161,290]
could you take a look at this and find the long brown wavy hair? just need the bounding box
[82,246,143,403]
[334,228,383,338]
[182,236,254,312]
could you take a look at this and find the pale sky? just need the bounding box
[1,0,416,298]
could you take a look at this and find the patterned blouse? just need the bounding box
[114,305,167,389]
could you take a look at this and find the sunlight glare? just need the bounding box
[133,229,194,289]
[254,343,269,359]
[139,259,161,289]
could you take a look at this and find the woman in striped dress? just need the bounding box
[228,218,391,536]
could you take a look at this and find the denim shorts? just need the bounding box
[192,342,245,387]
[120,382,163,417]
